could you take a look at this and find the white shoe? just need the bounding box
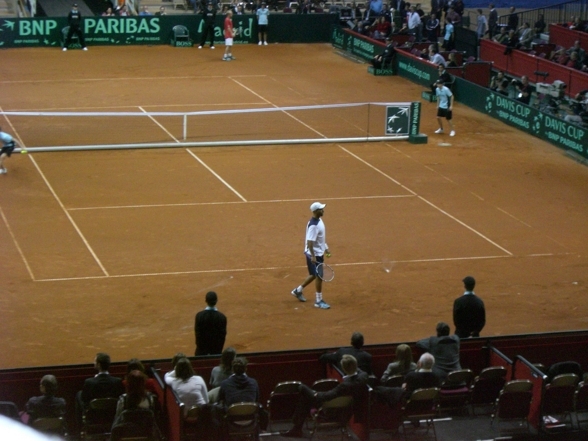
[83,47,88,51]
[449,130,455,137]
[258,41,262,45]
[62,47,67,51]
[434,128,443,134]
[198,45,202,49]
[210,46,215,49]
[0,168,7,174]
[263,41,268,45]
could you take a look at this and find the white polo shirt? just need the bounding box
[305,217,328,257]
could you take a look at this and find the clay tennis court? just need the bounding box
[1,44,588,370]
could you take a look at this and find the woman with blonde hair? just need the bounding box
[380,344,417,383]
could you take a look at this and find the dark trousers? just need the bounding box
[291,384,319,430]
[65,25,86,48]
[200,24,215,46]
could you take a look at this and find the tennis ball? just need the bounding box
[20,150,28,154]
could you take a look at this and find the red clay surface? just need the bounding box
[1,44,587,369]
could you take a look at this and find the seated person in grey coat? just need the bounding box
[416,322,461,380]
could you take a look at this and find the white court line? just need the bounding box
[28,155,110,276]
[186,149,247,202]
[33,252,563,282]
[229,78,327,138]
[0,205,36,280]
[67,194,415,211]
[10,102,267,113]
[138,106,180,143]
[389,144,534,230]
[0,74,268,85]
[339,145,513,256]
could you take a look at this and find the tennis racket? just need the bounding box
[316,262,335,282]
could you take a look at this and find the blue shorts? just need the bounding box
[305,253,324,276]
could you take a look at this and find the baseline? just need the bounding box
[34,253,565,283]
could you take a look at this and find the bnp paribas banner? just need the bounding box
[0,15,335,48]
[331,26,381,61]
[457,78,587,158]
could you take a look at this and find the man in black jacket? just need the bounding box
[282,354,369,437]
[370,37,396,69]
[319,331,373,375]
[199,2,217,49]
[195,291,227,356]
[75,353,125,433]
[453,276,486,338]
[63,3,87,51]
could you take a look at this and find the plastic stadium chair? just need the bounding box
[470,366,507,415]
[224,402,260,441]
[384,375,405,388]
[266,381,301,431]
[400,388,440,441]
[31,417,67,437]
[574,381,588,429]
[0,401,20,420]
[309,395,353,441]
[312,378,339,392]
[540,373,579,431]
[439,369,474,415]
[81,397,118,440]
[172,25,191,46]
[490,380,533,432]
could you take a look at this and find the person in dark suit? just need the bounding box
[63,3,87,51]
[453,276,486,339]
[195,291,228,356]
[319,332,373,375]
[282,354,369,437]
[25,375,66,424]
[488,3,498,38]
[75,352,125,432]
[416,322,461,380]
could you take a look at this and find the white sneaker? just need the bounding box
[258,41,262,45]
[434,128,443,134]
[62,47,67,51]
[83,47,88,51]
[198,45,202,49]
[210,46,215,49]
[263,41,268,45]
[0,168,7,174]
[449,130,455,137]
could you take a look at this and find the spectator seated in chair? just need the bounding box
[370,15,391,40]
[381,344,417,384]
[111,370,157,429]
[375,353,441,408]
[416,322,461,381]
[319,331,373,376]
[208,347,237,403]
[24,375,66,425]
[281,354,369,438]
[370,37,397,69]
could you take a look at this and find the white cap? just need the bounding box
[310,202,326,212]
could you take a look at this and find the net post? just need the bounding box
[183,114,187,141]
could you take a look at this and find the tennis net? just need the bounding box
[2,102,418,152]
